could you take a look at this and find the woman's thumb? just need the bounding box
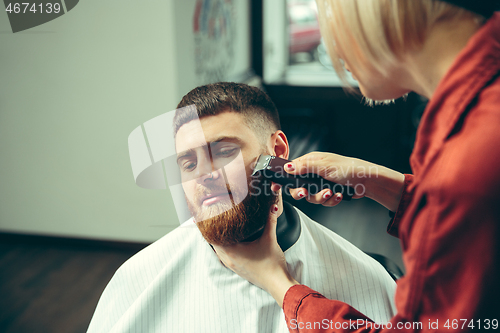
[263,204,279,240]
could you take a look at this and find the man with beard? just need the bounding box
[173,99,279,248]
[86,82,397,333]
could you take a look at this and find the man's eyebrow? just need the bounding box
[208,136,244,146]
[176,149,195,165]
[175,136,243,165]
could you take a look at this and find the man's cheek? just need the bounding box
[181,183,192,201]
[223,152,249,204]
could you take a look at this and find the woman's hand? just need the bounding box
[284,152,405,212]
[211,205,300,308]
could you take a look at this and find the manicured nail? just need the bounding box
[335,194,342,201]
[298,192,305,198]
[285,163,295,171]
[323,192,332,200]
[272,205,279,213]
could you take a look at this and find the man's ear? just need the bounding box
[269,130,289,160]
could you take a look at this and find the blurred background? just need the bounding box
[0,0,428,332]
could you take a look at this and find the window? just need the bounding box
[263,0,357,87]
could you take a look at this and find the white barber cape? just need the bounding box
[87,207,396,333]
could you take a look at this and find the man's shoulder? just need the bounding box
[114,223,203,278]
[86,225,211,332]
[290,207,358,254]
[290,206,391,275]
[293,207,352,245]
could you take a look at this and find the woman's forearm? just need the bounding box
[363,164,405,212]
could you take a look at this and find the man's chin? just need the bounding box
[193,198,275,246]
[195,200,233,222]
[187,175,278,246]
[195,211,261,246]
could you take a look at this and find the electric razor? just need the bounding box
[251,155,354,201]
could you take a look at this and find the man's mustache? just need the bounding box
[194,183,235,205]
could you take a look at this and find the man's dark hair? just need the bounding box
[174,82,280,143]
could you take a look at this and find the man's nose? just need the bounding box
[194,152,214,181]
[198,169,221,183]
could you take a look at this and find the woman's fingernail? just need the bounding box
[298,192,305,198]
[285,163,295,171]
[335,194,342,201]
[272,205,279,213]
[323,192,332,200]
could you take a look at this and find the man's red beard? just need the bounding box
[186,176,278,246]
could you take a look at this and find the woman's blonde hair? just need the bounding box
[316,0,485,86]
